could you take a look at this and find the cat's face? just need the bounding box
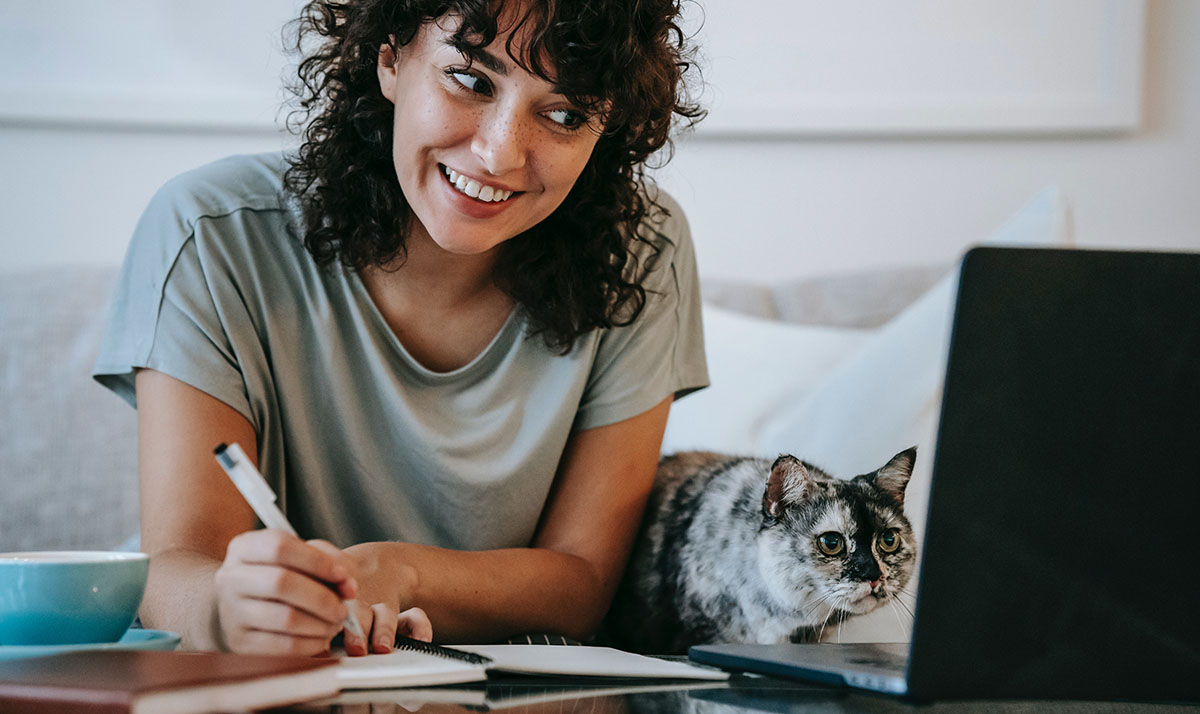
[756,450,917,620]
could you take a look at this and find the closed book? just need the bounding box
[0,649,340,714]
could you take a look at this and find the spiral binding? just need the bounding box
[394,635,494,666]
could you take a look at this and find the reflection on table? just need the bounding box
[277,672,1199,714]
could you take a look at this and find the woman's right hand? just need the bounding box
[213,529,358,655]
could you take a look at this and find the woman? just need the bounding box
[93,0,705,656]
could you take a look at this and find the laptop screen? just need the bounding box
[908,247,1200,701]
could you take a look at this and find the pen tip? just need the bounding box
[214,443,228,455]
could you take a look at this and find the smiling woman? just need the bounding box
[287,0,704,353]
[90,0,707,658]
[375,17,603,260]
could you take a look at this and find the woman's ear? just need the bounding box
[377,43,399,104]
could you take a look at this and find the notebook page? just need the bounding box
[456,645,729,680]
[336,648,487,689]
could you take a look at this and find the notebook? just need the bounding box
[336,638,728,689]
[0,649,340,714]
[690,247,1200,701]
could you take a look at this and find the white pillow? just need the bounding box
[661,306,871,455]
[664,186,1073,643]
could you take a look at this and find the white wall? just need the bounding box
[1,1,1196,281]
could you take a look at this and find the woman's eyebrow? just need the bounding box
[445,39,508,76]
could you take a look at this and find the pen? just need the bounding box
[213,442,365,642]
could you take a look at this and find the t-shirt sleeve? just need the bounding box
[91,178,255,425]
[572,192,709,431]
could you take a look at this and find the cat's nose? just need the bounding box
[869,579,883,591]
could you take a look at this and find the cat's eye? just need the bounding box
[816,532,844,556]
[877,528,901,553]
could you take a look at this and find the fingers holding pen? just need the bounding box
[304,538,360,601]
[342,601,386,656]
[219,561,348,624]
[225,531,359,597]
[215,530,360,654]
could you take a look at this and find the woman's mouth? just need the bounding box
[441,165,516,203]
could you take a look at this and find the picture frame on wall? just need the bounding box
[689,0,1146,137]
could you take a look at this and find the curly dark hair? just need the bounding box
[283,0,703,353]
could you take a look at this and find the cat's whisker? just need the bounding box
[888,599,911,639]
[893,596,916,623]
[799,592,832,624]
[816,598,838,643]
[802,595,830,620]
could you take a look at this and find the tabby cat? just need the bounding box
[604,448,917,654]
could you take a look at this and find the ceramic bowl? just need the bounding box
[0,551,149,645]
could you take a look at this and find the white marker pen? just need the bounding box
[214,442,365,642]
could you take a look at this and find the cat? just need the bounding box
[603,448,917,654]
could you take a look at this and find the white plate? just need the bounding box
[0,628,180,662]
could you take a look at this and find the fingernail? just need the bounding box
[331,565,348,581]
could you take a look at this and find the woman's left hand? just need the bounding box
[340,542,429,655]
[343,602,433,655]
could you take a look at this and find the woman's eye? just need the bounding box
[546,108,586,130]
[449,70,492,96]
[878,528,900,553]
[816,532,844,556]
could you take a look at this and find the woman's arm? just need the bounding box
[347,396,673,643]
[135,369,360,654]
[140,366,670,647]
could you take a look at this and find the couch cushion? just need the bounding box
[0,265,138,551]
[702,263,948,329]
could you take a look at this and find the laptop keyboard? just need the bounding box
[847,650,909,671]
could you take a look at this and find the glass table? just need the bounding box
[279,670,1200,714]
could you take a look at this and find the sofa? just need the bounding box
[0,187,1071,642]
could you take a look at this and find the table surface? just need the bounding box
[278,670,1200,714]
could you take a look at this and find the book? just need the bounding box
[335,638,729,690]
[0,650,340,714]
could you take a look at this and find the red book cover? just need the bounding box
[0,649,339,713]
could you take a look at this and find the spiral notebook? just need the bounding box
[336,637,728,690]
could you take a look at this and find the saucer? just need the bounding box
[0,628,180,662]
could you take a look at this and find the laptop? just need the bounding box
[690,246,1200,701]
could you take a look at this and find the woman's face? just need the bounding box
[377,14,603,258]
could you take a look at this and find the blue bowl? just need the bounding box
[0,551,149,646]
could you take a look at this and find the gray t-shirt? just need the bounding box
[93,153,707,551]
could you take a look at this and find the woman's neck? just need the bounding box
[365,221,505,312]
[358,230,515,371]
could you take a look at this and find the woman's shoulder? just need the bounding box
[630,185,696,283]
[148,152,291,224]
[130,152,302,265]
[118,152,310,301]
[639,186,690,245]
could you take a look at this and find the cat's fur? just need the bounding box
[604,448,917,654]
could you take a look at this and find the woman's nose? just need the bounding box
[471,105,528,176]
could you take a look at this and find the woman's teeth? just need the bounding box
[444,167,514,203]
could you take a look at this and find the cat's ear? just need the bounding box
[763,455,812,519]
[873,447,917,505]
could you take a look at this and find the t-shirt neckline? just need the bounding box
[345,267,524,383]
